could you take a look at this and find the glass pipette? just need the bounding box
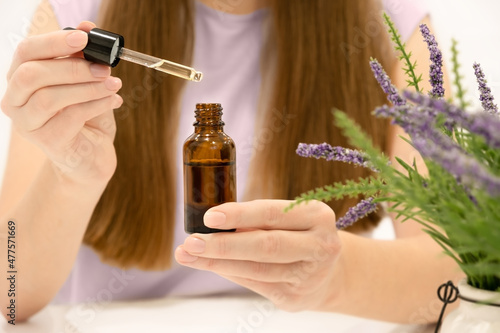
[65,27,203,82]
[119,48,203,82]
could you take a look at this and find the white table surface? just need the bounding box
[0,294,435,333]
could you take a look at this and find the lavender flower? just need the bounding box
[296,143,376,171]
[374,104,419,136]
[369,59,406,106]
[376,91,500,196]
[409,119,460,152]
[404,91,500,149]
[473,62,498,114]
[412,137,500,197]
[336,197,378,229]
[420,24,445,98]
[374,104,459,152]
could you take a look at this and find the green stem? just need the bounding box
[383,12,423,93]
[450,39,469,110]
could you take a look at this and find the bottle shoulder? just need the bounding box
[183,130,236,162]
[184,131,235,146]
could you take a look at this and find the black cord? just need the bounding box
[435,281,459,333]
[458,294,500,307]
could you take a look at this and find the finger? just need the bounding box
[75,21,97,32]
[84,108,118,139]
[220,275,291,308]
[182,230,332,263]
[7,29,89,80]
[175,246,304,284]
[29,94,122,151]
[14,77,122,132]
[5,58,111,107]
[68,21,97,59]
[204,199,335,231]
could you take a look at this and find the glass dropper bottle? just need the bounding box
[64,27,203,82]
[183,103,236,234]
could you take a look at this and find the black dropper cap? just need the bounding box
[64,27,124,67]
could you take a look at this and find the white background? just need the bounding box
[0,0,499,191]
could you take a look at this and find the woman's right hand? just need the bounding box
[1,21,123,185]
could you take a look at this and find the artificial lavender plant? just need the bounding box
[288,13,500,291]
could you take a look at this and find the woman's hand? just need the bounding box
[175,199,342,311]
[1,21,122,185]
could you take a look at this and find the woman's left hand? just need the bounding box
[175,199,342,311]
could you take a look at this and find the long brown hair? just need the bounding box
[85,0,394,270]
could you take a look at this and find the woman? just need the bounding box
[0,0,460,323]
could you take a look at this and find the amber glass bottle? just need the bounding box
[183,103,236,233]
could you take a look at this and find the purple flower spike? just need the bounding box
[473,62,498,114]
[370,59,406,106]
[374,104,459,152]
[404,91,500,148]
[336,197,378,229]
[419,24,445,98]
[296,143,376,171]
[412,137,500,197]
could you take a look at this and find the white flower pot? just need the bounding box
[441,278,500,332]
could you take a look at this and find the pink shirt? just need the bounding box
[49,0,428,303]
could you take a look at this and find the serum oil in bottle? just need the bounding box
[183,103,236,233]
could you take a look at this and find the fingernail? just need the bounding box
[176,247,199,263]
[90,63,110,78]
[104,77,122,91]
[112,95,123,109]
[66,30,88,48]
[184,237,206,254]
[204,211,226,227]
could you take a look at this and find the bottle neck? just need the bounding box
[193,103,224,132]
